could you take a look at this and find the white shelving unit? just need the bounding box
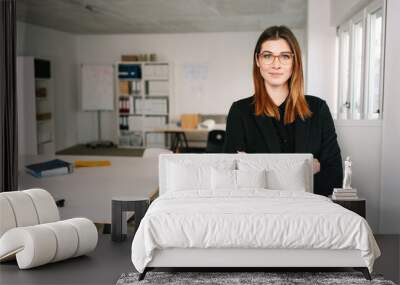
[115,61,170,148]
[17,57,55,156]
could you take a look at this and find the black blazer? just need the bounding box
[223,95,343,196]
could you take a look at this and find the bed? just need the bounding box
[131,154,380,280]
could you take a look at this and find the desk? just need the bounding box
[19,155,158,224]
[146,124,225,152]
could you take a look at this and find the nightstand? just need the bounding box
[330,197,366,218]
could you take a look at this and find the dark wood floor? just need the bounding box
[0,234,398,285]
[56,144,144,157]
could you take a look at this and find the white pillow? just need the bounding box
[211,168,236,190]
[236,169,267,188]
[237,159,309,192]
[211,168,267,190]
[266,162,307,191]
[167,162,210,191]
[167,160,235,192]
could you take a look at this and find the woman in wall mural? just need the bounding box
[223,26,343,196]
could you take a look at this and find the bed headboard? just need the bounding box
[159,153,313,195]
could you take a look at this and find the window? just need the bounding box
[336,0,385,120]
[366,7,384,119]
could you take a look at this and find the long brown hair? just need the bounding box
[253,26,311,124]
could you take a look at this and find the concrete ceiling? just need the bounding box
[17,0,308,34]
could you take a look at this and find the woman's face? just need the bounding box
[256,38,294,88]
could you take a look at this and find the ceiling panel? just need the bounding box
[17,0,307,34]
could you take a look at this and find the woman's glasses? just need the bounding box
[258,52,294,65]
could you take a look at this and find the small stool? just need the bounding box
[111,196,150,242]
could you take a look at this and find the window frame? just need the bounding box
[336,0,386,120]
[364,1,386,119]
[349,10,365,120]
[337,24,351,119]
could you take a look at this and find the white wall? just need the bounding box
[307,0,384,232]
[306,0,337,109]
[76,30,306,143]
[336,121,382,232]
[17,22,79,151]
[329,0,400,233]
[379,0,400,234]
[330,0,374,26]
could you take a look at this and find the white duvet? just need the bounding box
[131,190,380,273]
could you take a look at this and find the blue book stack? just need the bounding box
[25,159,74,178]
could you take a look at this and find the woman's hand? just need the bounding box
[313,159,321,174]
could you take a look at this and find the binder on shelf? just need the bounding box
[134,98,145,114]
[132,80,141,95]
[116,62,170,148]
[118,64,141,79]
[119,116,129,130]
[25,159,73,178]
[119,97,131,114]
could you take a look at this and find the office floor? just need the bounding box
[56,144,206,156]
[56,144,144,157]
[0,234,398,285]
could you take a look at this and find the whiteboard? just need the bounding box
[81,64,114,111]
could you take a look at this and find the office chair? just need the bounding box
[205,130,226,153]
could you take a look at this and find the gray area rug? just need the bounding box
[116,271,396,285]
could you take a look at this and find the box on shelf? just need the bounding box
[36,87,47,98]
[121,54,139,62]
[181,114,200,129]
[119,81,131,94]
[118,64,141,79]
[34,59,51,79]
[36,113,52,121]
